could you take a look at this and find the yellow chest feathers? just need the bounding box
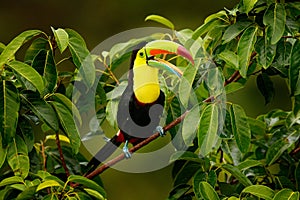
[133,64,160,104]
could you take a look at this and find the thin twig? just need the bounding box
[102,59,120,85]
[41,141,47,171]
[55,132,70,177]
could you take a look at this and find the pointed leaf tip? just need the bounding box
[145,15,175,30]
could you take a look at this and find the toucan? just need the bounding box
[86,40,194,173]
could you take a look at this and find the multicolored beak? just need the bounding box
[144,40,194,77]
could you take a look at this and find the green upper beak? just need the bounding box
[144,40,194,77]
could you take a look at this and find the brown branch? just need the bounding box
[282,35,300,39]
[85,111,189,180]
[224,70,240,86]
[41,141,47,171]
[104,62,120,85]
[55,132,70,177]
[290,145,300,156]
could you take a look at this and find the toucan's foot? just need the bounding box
[155,126,165,137]
[123,140,131,159]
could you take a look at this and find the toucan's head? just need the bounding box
[131,40,194,104]
[131,40,194,76]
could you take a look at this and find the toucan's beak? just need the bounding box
[145,40,194,77]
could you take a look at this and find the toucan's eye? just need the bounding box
[139,52,144,57]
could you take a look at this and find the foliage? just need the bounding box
[0,0,300,199]
[0,28,105,199]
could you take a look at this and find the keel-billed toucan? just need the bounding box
[87,40,194,172]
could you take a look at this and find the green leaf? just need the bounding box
[42,194,59,200]
[273,189,299,200]
[44,175,65,187]
[166,96,185,150]
[175,29,193,47]
[84,188,105,200]
[21,93,59,132]
[222,20,253,44]
[241,185,274,200]
[198,104,219,156]
[203,26,225,53]
[229,104,251,153]
[0,137,6,169]
[257,72,275,104]
[7,60,44,94]
[31,49,57,94]
[199,181,220,200]
[24,37,49,64]
[204,10,227,24]
[294,95,300,117]
[0,81,20,146]
[0,176,24,187]
[237,160,262,171]
[76,192,94,200]
[67,175,106,198]
[145,15,174,30]
[266,131,300,165]
[16,186,37,200]
[179,65,197,108]
[237,26,257,78]
[182,105,201,146]
[222,164,252,186]
[105,99,119,129]
[193,18,224,39]
[36,180,62,191]
[36,170,52,180]
[221,140,242,165]
[52,93,82,126]
[7,135,29,178]
[255,36,277,69]
[272,39,291,77]
[295,163,300,191]
[194,170,217,199]
[193,171,205,199]
[18,117,34,152]
[173,161,200,187]
[247,117,266,136]
[167,184,191,200]
[290,40,300,96]
[170,151,202,163]
[0,42,6,53]
[239,0,258,14]
[263,3,286,44]
[51,27,69,52]
[205,64,225,97]
[0,30,42,66]
[225,82,244,94]
[66,29,95,87]
[51,101,80,154]
[218,50,239,69]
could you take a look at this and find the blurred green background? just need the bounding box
[0,0,292,199]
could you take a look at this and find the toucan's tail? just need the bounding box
[86,134,122,174]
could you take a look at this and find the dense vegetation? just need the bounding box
[0,0,300,199]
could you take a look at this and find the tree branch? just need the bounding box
[85,111,189,179]
[55,132,70,177]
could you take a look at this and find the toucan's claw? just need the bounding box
[103,136,110,142]
[155,126,165,137]
[123,140,131,159]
